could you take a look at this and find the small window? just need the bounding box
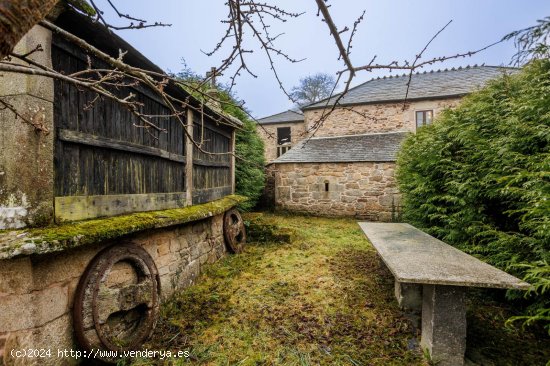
[277,145,291,158]
[416,110,433,128]
[324,181,330,192]
[277,127,291,145]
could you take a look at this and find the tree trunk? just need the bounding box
[0,0,59,58]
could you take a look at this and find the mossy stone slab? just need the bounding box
[0,195,247,260]
[358,222,530,290]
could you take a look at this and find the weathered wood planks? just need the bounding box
[55,192,186,221]
[51,33,236,221]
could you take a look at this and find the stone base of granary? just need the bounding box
[269,162,401,221]
[0,215,225,366]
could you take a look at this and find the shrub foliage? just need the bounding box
[396,60,550,332]
[217,91,266,211]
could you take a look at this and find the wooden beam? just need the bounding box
[185,109,194,205]
[192,159,231,168]
[55,192,186,222]
[58,129,186,163]
[192,186,233,205]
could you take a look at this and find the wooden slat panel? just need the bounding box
[55,144,185,196]
[52,39,168,107]
[193,113,232,138]
[55,192,186,221]
[52,42,185,152]
[192,186,233,205]
[58,129,186,163]
[192,165,231,192]
[51,33,236,219]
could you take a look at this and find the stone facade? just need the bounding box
[271,162,400,221]
[260,98,464,219]
[0,25,55,229]
[303,98,462,137]
[0,215,226,366]
[257,98,461,165]
[256,121,306,163]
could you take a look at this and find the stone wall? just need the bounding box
[303,98,462,137]
[270,162,400,221]
[0,25,55,229]
[0,215,226,366]
[256,121,306,163]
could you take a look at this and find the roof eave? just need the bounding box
[257,119,305,125]
[302,93,468,111]
[271,159,397,164]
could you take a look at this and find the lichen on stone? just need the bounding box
[0,195,247,259]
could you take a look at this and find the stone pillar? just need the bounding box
[0,25,55,229]
[395,281,422,311]
[421,285,467,366]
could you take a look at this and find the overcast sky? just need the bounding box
[94,0,550,119]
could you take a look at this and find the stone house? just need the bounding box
[256,109,304,162]
[259,66,515,220]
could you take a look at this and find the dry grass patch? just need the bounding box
[130,212,549,366]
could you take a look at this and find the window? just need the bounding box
[416,110,433,128]
[277,145,291,157]
[276,127,292,157]
[277,127,291,145]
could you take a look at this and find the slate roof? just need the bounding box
[272,132,408,164]
[303,66,517,110]
[257,110,304,125]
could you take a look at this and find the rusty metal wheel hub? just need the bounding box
[73,243,160,362]
[223,208,246,253]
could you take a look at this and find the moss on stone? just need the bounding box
[66,0,97,16]
[0,195,246,259]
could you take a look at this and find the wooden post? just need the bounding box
[185,108,194,205]
[230,130,236,194]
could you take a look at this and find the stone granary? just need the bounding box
[259,66,517,220]
[0,8,247,365]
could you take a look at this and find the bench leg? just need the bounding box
[420,285,467,366]
[395,281,422,311]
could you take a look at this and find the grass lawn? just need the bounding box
[132,213,550,366]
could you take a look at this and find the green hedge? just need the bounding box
[216,91,266,211]
[396,60,550,333]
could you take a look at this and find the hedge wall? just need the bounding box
[396,60,550,333]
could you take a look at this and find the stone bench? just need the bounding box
[358,222,530,366]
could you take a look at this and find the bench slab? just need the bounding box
[358,222,529,290]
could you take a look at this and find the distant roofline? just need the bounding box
[269,159,397,165]
[303,93,467,111]
[257,109,304,125]
[257,119,305,125]
[309,130,409,140]
[269,131,408,165]
[301,65,519,111]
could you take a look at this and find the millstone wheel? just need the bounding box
[223,208,246,253]
[73,243,160,363]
